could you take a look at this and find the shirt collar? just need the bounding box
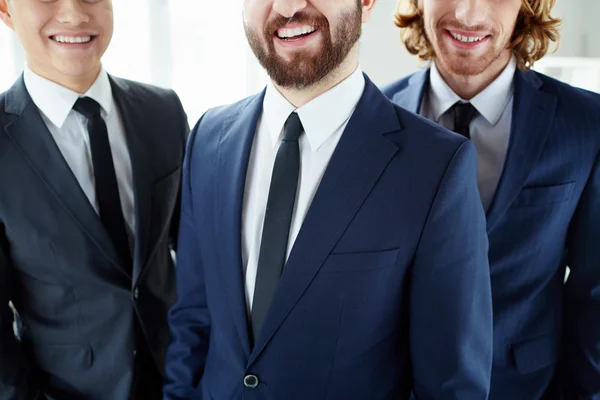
[428,56,516,126]
[23,65,114,129]
[262,67,366,151]
[470,57,516,125]
[428,62,461,123]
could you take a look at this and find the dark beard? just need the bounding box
[245,6,362,89]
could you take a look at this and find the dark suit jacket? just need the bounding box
[163,75,493,400]
[0,75,189,400]
[383,69,600,400]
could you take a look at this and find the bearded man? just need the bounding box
[163,1,494,399]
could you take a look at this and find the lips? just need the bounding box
[443,28,491,50]
[51,35,94,44]
[265,11,326,42]
[276,25,317,40]
[449,31,486,43]
[48,33,98,46]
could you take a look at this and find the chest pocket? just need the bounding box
[512,182,576,208]
[320,248,400,273]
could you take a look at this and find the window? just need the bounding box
[102,0,268,124]
[166,0,267,123]
[103,0,153,86]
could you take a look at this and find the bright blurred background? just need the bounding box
[1,0,599,125]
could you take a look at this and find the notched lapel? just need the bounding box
[3,77,126,276]
[486,70,558,231]
[391,69,429,114]
[110,78,155,282]
[216,93,266,358]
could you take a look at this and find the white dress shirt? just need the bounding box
[23,66,136,238]
[421,57,517,210]
[242,67,366,310]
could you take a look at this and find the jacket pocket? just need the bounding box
[512,333,559,374]
[321,248,400,273]
[512,182,576,208]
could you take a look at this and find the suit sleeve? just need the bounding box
[168,90,191,253]
[410,141,493,400]
[163,119,210,400]
[562,152,600,398]
[0,223,42,399]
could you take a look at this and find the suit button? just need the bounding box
[243,374,259,388]
[133,287,139,299]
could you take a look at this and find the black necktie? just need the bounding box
[451,102,477,138]
[251,112,304,342]
[73,97,132,271]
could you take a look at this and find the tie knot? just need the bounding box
[282,112,304,142]
[452,101,477,126]
[451,101,477,138]
[73,97,102,119]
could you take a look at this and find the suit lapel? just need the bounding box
[216,93,265,358]
[109,77,154,282]
[485,70,558,231]
[3,77,126,275]
[392,68,558,232]
[249,77,401,364]
[391,69,429,114]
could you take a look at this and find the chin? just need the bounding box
[447,63,487,77]
[58,62,100,78]
[438,53,492,77]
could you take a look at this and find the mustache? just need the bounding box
[442,21,492,33]
[264,11,328,36]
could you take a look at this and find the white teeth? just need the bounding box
[450,31,484,43]
[53,35,92,44]
[277,26,316,39]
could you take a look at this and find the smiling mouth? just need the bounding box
[50,35,97,44]
[447,30,488,43]
[276,25,317,41]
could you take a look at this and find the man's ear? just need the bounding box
[361,0,377,24]
[0,0,15,31]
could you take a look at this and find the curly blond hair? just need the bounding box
[393,0,561,70]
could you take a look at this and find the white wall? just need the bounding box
[359,0,422,86]
[583,0,600,58]
[552,0,586,57]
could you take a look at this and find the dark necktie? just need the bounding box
[251,112,304,342]
[73,97,132,271]
[451,102,477,138]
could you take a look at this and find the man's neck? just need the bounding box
[27,62,101,94]
[275,50,359,109]
[435,51,512,100]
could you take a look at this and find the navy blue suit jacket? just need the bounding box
[164,76,493,400]
[383,69,600,400]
